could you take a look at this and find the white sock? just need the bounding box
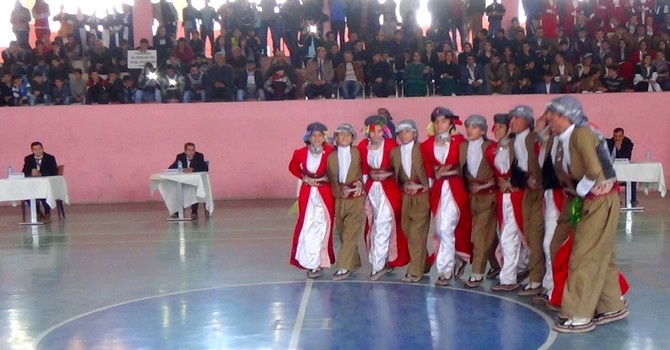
[527,282,541,289]
[471,273,484,280]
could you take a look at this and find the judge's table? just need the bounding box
[150,171,214,221]
[613,161,666,211]
[0,175,69,225]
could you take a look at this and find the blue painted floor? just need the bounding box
[0,196,669,349]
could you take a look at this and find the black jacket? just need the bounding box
[169,151,208,172]
[606,137,634,160]
[22,152,58,177]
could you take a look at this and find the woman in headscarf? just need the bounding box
[288,122,335,278]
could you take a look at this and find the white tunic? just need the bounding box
[366,141,396,272]
[433,141,461,275]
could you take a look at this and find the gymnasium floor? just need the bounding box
[0,195,668,350]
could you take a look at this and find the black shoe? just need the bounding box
[191,212,198,220]
[170,213,179,219]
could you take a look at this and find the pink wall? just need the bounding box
[1,93,669,204]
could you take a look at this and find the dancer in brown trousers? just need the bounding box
[390,120,432,283]
[460,115,500,288]
[546,96,628,333]
[327,123,366,281]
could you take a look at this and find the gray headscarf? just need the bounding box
[546,96,615,178]
[396,119,419,141]
[464,114,488,132]
[334,123,357,140]
[508,105,535,130]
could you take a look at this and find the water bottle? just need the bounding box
[177,161,183,173]
[7,166,12,177]
[645,150,651,162]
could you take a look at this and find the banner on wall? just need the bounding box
[127,50,158,69]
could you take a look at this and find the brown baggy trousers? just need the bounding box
[334,197,366,271]
[401,192,431,277]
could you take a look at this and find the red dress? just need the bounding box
[421,135,473,262]
[358,138,410,268]
[288,145,336,269]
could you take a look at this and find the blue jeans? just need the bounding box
[236,89,266,101]
[339,81,361,99]
[29,94,51,106]
[183,90,206,103]
[134,89,162,103]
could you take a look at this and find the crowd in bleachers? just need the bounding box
[2,0,670,107]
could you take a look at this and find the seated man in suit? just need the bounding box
[535,70,561,94]
[606,127,637,206]
[22,141,58,221]
[169,142,209,219]
[304,47,335,99]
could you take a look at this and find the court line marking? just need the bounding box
[321,280,557,350]
[33,279,556,350]
[288,279,313,350]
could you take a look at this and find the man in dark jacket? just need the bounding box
[169,142,209,219]
[607,127,637,205]
[22,141,58,221]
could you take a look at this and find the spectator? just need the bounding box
[448,0,466,49]
[10,76,30,106]
[160,65,185,103]
[70,69,86,104]
[579,69,605,93]
[652,51,670,90]
[512,74,534,94]
[136,63,162,103]
[606,127,637,205]
[48,57,70,83]
[468,0,486,41]
[535,69,561,94]
[183,65,206,103]
[368,51,396,98]
[264,54,297,100]
[435,50,459,96]
[460,54,485,95]
[1,71,14,106]
[421,41,440,71]
[263,66,294,101]
[172,38,195,66]
[85,71,107,104]
[502,60,520,94]
[11,1,31,49]
[182,0,199,44]
[280,0,302,67]
[32,57,50,80]
[189,31,205,57]
[29,72,51,106]
[601,65,627,92]
[32,0,50,43]
[303,47,335,99]
[634,53,662,91]
[113,40,130,74]
[329,0,347,48]
[106,72,124,104]
[235,60,265,101]
[51,77,71,105]
[336,51,365,99]
[89,40,115,74]
[403,51,430,97]
[199,0,219,57]
[388,30,408,59]
[206,52,235,102]
[551,52,575,92]
[213,28,232,57]
[485,0,506,37]
[153,26,173,65]
[484,53,505,94]
[299,19,324,67]
[121,75,138,104]
[376,108,396,135]
[328,44,344,69]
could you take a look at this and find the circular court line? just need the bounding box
[33,280,556,350]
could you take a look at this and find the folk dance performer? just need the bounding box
[545,96,629,333]
[420,107,473,286]
[288,122,336,279]
[327,123,366,281]
[390,120,433,283]
[490,113,530,292]
[508,105,546,297]
[533,113,568,306]
[359,115,410,281]
[460,115,501,288]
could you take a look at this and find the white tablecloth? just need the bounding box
[0,176,70,207]
[613,162,667,197]
[150,172,214,214]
